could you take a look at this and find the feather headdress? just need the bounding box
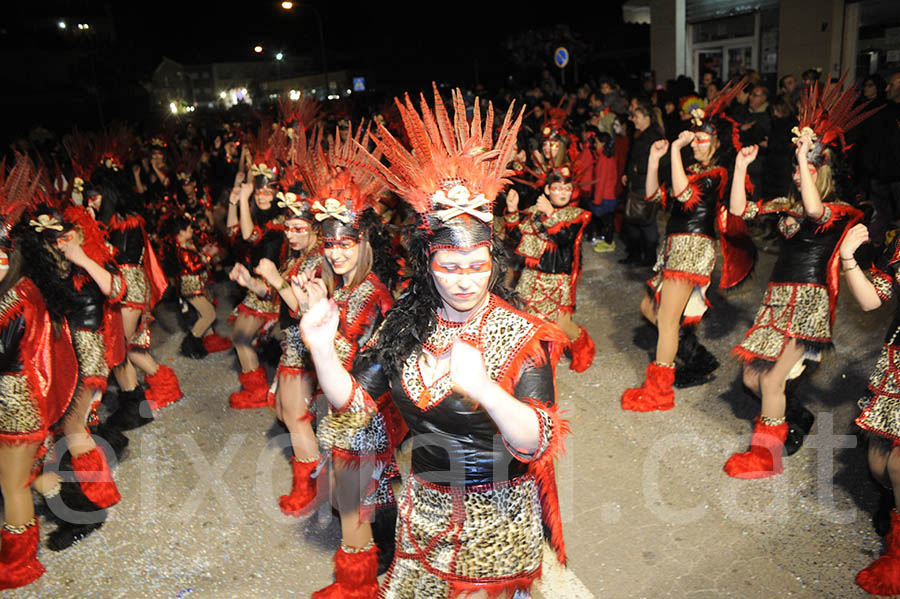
[0,154,43,251]
[355,83,523,251]
[292,120,383,239]
[792,72,883,165]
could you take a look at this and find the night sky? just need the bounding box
[2,1,643,143]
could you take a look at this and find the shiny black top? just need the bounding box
[770,210,851,285]
[108,222,145,266]
[665,169,724,237]
[353,342,555,487]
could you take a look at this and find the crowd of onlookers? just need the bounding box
[7,65,900,271]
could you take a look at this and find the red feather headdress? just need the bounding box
[354,83,523,249]
[292,121,382,237]
[0,154,43,251]
[793,72,883,164]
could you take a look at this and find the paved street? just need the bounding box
[3,235,889,599]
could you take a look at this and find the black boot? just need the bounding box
[875,484,896,537]
[372,505,397,576]
[44,482,106,551]
[105,388,154,432]
[91,422,129,463]
[783,392,815,456]
[180,332,208,359]
[674,328,719,388]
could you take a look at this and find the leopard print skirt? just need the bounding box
[379,474,542,598]
[857,324,900,445]
[516,269,574,320]
[734,282,831,366]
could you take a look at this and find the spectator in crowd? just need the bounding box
[779,73,800,106]
[862,74,887,103]
[764,93,799,199]
[855,70,900,247]
[733,84,773,193]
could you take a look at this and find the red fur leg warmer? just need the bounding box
[279,457,319,517]
[71,446,121,508]
[0,521,44,590]
[144,364,184,410]
[858,509,900,595]
[621,362,675,412]
[723,418,788,479]
[569,326,596,372]
[228,366,268,410]
[312,543,379,599]
[202,332,233,353]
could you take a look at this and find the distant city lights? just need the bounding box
[77,23,90,30]
[169,102,178,115]
[58,21,66,29]
[289,89,301,100]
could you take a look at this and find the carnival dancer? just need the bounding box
[226,124,289,409]
[504,164,595,371]
[169,214,229,359]
[21,199,127,549]
[725,77,876,478]
[0,157,78,588]
[843,224,900,595]
[301,86,568,599]
[229,160,323,516]
[622,79,754,410]
[286,121,398,595]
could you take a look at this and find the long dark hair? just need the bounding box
[12,222,79,323]
[362,226,517,379]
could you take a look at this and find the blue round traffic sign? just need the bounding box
[554,46,569,69]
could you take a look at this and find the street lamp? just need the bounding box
[281,1,294,9]
[254,45,263,54]
[275,52,284,61]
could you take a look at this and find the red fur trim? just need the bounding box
[234,303,280,321]
[0,522,45,590]
[332,543,379,588]
[497,319,569,396]
[659,269,710,288]
[543,208,590,237]
[71,446,121,508]
[202,333,233,353]
[527,401,569,565]
[144,364,183,410]
[569,326,595,372]
[448,568,541,598]
[80,375,109,393]
[108,213,146,231]
[103,307,126,368]
[716,205,756,290]
[0,430,48,447]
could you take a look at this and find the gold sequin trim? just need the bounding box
[0,286,20,320]
[384,475,542,591]
[280,324,311,369]
[342,539,375,553]
[180,273,208,298]
[652,233,716,279]
[869,269,895,303]
[401,299,540,411]
[742,201,760,221]
[72,329,109,381]
[540,204,585,231]
[736,283,831,361]
[317,383,388,458]
[760,415,786,426]
[121,264,149,307]
[516,268,573,320]
[241,288,280,315]
[2,519,36,534]
[0,374,40,435]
